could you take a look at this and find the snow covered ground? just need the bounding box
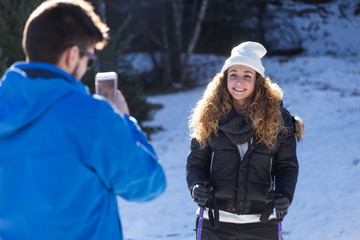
[117,54,360,240]
[287,0,360,57]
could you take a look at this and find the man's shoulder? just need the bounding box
[59,91,114,114]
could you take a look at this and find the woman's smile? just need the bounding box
[233,87,246,92]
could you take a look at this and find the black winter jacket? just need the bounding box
[186,107,299,215]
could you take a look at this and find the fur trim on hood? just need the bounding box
[293,116,304,142]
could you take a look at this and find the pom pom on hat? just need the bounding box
[221,41,267,77]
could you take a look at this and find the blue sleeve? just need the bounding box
[85,103,166,202]
[123,114,158,160]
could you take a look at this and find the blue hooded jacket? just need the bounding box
[0,62,166,239]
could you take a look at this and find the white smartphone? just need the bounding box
[95,72,118,105]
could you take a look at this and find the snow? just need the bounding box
[117,54,360,240]
[286,0,360,56]
[116,1,360,239]
[267,0,360,56]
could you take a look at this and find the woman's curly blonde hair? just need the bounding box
[189,70,285,149]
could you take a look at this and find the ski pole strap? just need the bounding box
[260,200,283,223]
[260,201,274,223]
[207,191,219,229]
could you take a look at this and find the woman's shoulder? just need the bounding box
[279,102,304,141]
[280,103,293,127]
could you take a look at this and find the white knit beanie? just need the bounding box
[221,41,267,77]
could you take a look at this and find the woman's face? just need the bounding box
[226,64,256,109]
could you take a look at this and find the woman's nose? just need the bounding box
[235,77,243,83]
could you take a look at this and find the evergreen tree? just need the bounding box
[0,0,43,75]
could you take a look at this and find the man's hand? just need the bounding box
[115,90,130,115]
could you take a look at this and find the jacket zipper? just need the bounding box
[269,157,274,192]
[209,152,214,181]
[235,145,242,213]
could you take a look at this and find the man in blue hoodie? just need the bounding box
[0,1,166,239]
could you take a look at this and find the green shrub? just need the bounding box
[0,0,43,75]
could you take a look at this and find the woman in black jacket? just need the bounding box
[186,41,304,240]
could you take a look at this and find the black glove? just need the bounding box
[274,196,290,219]
[191,184,213,206]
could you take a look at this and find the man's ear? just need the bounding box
[58,46,79,72]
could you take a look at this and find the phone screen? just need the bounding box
[97,79,116,104]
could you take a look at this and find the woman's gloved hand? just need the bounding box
[274,196,290,219]
[191,184,213,206]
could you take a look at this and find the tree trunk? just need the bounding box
[257,0,267,45]
[160,4,173,87]
[97,0,107,24]
[179,0,208,84]
[170,0,184,86]
[172,0,183,57]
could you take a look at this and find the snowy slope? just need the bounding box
[264,0,360,56]
[287,0,360,56]
[117,54,360,240]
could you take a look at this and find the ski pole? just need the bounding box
[197,207,204,240]
[276,212,283,240]
[278,222,283,240]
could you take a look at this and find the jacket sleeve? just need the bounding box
[85,102,166,202]
[274,113,299,203]
[186,138,211,192]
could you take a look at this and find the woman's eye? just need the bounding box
[244,75,252,79]
[230,74,237,78]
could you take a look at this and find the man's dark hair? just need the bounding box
[22,0,109,64]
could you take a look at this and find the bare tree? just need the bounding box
[163,0,209,87]
[95,0,107,23]
[179,0,208,84]
[132,0,208,88]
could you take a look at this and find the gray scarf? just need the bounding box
[218,109,255,145]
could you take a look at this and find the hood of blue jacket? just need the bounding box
[0,62,89,138]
